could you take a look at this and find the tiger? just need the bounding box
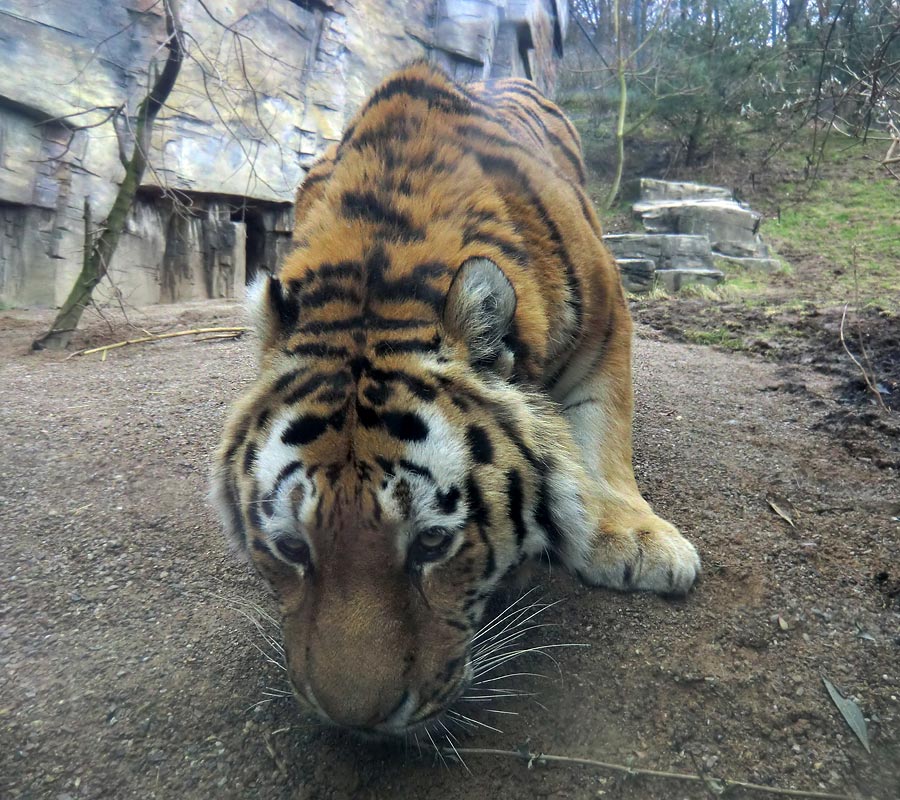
[211,60,700,735]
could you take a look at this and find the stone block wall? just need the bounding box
[0,0,567,308]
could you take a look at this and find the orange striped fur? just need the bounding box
[212,62,699,735]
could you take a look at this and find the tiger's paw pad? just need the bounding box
[581,516,701,596]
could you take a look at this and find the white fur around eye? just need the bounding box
[374,404,470,561]
[256,417,295,488]
[403,405,468,529]
[255,414,316,529]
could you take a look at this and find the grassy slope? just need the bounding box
[563,109,899,407]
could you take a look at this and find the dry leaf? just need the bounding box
[822,677,871,753]
[766,494,795,527]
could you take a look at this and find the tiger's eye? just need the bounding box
[409,527,454,566]
[275,537,311,568]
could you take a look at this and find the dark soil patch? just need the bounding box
[632,297,900,467]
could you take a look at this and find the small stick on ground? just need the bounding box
[195,332,247,342]
[440,747,857,800]
[66,327,249,359]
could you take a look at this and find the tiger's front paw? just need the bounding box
[579,514,700,596]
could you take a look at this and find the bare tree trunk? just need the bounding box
[684,109,705,166]
[33,1,183,350]
[785,0,808,36]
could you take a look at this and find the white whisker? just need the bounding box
[459,692,528,702]
[446,709,502,734]
[474,671,545,684]
[229,607,286,654]
[471,623,556,661]
[425,725,448,769]
[247,640,286,671]
[470,588,542,643]
[439,722,471,773]
[473,602,550,646]
[474,643,586,679]
[212,592,281,630]
[445,712,477,731]
[483,596,564,637]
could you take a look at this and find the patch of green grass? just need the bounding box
[711,258,791,302]
[677,283,719,300]
[715,270,770,296]
[764,169,900,300]
[683,328,746,349]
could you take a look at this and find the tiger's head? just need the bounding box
[211,257,592,735]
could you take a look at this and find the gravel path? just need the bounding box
[1,303,897,799]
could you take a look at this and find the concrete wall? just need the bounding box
[0,0,567,308]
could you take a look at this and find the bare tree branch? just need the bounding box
[34,0,184,350]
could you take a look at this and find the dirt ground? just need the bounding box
[1,302,897,800]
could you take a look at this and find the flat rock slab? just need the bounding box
[714,253,782,272]
[640,178,732,202]
[604,233,715,270]
[633,199,767,259]
[617,257,655,293]
[656,267,725,292]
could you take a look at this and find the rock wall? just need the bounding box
[0,0,567,308]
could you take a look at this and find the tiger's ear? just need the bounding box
[442,258,517,378]
[247,272,299,352]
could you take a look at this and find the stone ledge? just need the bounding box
[639,178,732,202]
[603,233,715,270]
[713,253,782,272]
[655,268,725,293]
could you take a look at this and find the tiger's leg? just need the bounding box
[557,313,700,595]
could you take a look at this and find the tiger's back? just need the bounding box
[284,61,625,394]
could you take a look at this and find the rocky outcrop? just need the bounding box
[604,233,725,292]
[633,178,777,265]
[633,198,766,258]
[605,178,777,293]
[0,0,568,308]
[616,258,655,293]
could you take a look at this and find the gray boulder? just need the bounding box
[713,254,781,272]
[607,177,776,292]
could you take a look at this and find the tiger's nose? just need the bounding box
[306,680,415,731]
[304,658,412,730]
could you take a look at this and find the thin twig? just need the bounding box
[67,327,248,358]
[849,256,889,413]
[193,331,248,341]
[441,747,857,800]
[840,306,888,413]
